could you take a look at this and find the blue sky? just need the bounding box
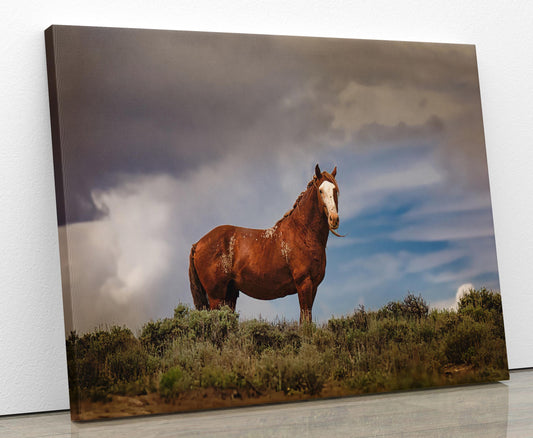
[232,139,498,322]
[52,26,499,331]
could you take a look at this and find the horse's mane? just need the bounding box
[274,178,316,227]
[274,171,339,227]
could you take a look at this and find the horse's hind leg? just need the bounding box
[207,280,239,311]
[206,282,228,310]
[209,298,224,310]
[224,280,239,311]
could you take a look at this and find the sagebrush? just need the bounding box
[66,288,508,405]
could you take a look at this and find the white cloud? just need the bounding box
[430,282,474,310]
[91,178,173,305]
[456,283,475,302]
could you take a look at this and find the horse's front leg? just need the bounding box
[296,277,317,324]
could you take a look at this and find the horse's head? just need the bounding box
[314,164,344,237]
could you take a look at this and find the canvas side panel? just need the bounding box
[44,25,81,420]
[472,45,509,379]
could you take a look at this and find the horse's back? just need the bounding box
[197,224,237,243]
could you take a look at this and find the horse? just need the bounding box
[188,164,342,323]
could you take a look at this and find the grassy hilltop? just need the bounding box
[66,288,508,420]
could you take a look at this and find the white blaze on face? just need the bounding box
[319,181,337,217]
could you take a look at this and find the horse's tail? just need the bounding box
[189,243,209,310]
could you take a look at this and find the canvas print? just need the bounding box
[45,25,508,421]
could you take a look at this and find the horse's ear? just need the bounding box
[331,166,337,177]
[315,164,321,179]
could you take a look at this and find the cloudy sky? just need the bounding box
[50,25,499,333]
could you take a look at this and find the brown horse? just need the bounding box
[189,164,342,323]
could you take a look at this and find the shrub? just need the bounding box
[240,320,283,355]
[327,306,368,348]
[402,293,429,319]
[106,346,155,382]
[378,293,428,320]
[187,306,239,347]
[377,300,404,320]
[256,345,326,395]
[159,367,193,398]
[312,328,335,352]
[66,326,156,394]
[200,365,243,389]
[458,288,502,314]
[140,304,239,355]
[67,294,508,404]
[443,319,484,364]
[139,319,183,356]
[239,319,301,355]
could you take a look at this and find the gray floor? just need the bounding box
[1,369,532,437]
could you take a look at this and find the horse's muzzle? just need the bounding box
[329,213,339,230]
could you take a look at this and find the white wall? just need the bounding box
[1,0,532,416]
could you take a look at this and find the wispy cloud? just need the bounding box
[401,191,492,219]
[341,158,444,220]
[404,249,465,274]
[390,210,495,242]
[326,237,367,249]
[425,237,498,285]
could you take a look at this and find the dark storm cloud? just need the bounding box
[49,26,500,330]
[54,27,332,222]
[52,26,483,224]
